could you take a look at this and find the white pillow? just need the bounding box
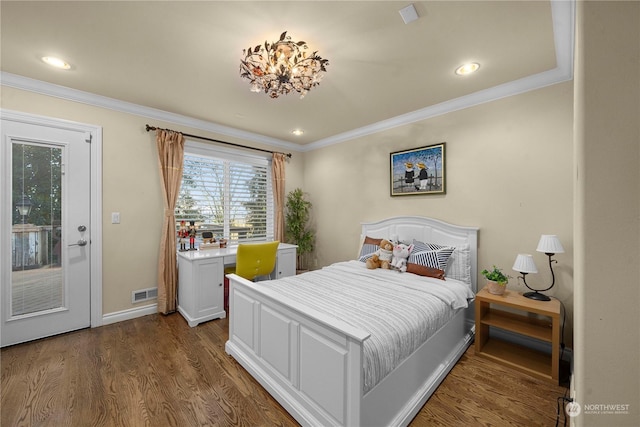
[445,243,472,287]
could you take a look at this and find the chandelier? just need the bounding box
[240,31,329,99]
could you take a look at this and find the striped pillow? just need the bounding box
[409,239,455,271]
[358,236,382,262]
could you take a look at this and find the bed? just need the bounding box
[225,216,479,426]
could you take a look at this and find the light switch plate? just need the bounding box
[111,212,120,224]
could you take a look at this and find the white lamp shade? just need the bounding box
[512,254,538,273]
[536,235,565,254]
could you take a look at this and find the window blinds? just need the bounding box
[176,144,273,244]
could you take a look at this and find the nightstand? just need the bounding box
[475,287,561,383]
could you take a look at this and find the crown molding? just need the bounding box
[0,72,301,153]
[1,0,573,153]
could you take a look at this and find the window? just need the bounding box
[175,141,273,244]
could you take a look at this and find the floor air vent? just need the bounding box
[132,287,158,303]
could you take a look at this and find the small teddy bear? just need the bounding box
[390,243,414,272]
[366,239,394,269]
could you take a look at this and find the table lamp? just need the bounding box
[512,235,564,301]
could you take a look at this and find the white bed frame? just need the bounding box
[225,216,479,426]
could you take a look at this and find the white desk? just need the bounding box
[177,243,297,327]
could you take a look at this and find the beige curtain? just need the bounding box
[272,153,286,242]
[156,129,185,314]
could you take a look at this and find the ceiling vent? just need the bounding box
[399,4,419,24]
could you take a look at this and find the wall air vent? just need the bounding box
[132,287,158,304]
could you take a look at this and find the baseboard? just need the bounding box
[101,303,157,326]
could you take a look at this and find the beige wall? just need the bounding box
[574,1,640,425]
[1,86,305,315]
[304,82,575,345]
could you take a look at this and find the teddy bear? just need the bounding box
[390,243,414,272]
[366,239,394,269]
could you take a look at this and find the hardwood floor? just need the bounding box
[1,314,568,427]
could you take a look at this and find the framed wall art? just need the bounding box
[390,142,446,196]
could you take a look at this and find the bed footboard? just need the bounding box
[225,273,371,427]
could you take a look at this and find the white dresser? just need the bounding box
[177,243,297,327]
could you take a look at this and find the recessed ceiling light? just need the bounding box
[291,129,304,136]
[41,56,71,70]
[455,62,480,76]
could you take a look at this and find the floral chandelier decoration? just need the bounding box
[240,31,329,99]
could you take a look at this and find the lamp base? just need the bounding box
[523,291,551,301]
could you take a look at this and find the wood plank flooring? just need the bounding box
[1,314,568,427]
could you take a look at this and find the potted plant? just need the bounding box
[285,188,315,273]
[481,265,511,295]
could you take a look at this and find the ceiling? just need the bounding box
[0,1,572,150]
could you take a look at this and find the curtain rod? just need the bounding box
[145,124,292,158]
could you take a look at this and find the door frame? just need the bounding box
[1,109,103,328]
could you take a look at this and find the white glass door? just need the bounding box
[1,118,91,347]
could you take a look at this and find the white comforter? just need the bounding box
[261,260,475,393]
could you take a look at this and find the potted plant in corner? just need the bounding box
[285,188,315,273]
[481,265,511,295]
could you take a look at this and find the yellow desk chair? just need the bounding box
[224,241,280,312]
[225,241,280,281]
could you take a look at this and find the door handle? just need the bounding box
[69,239,88,247]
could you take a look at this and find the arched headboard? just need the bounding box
[361,216,479,291]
